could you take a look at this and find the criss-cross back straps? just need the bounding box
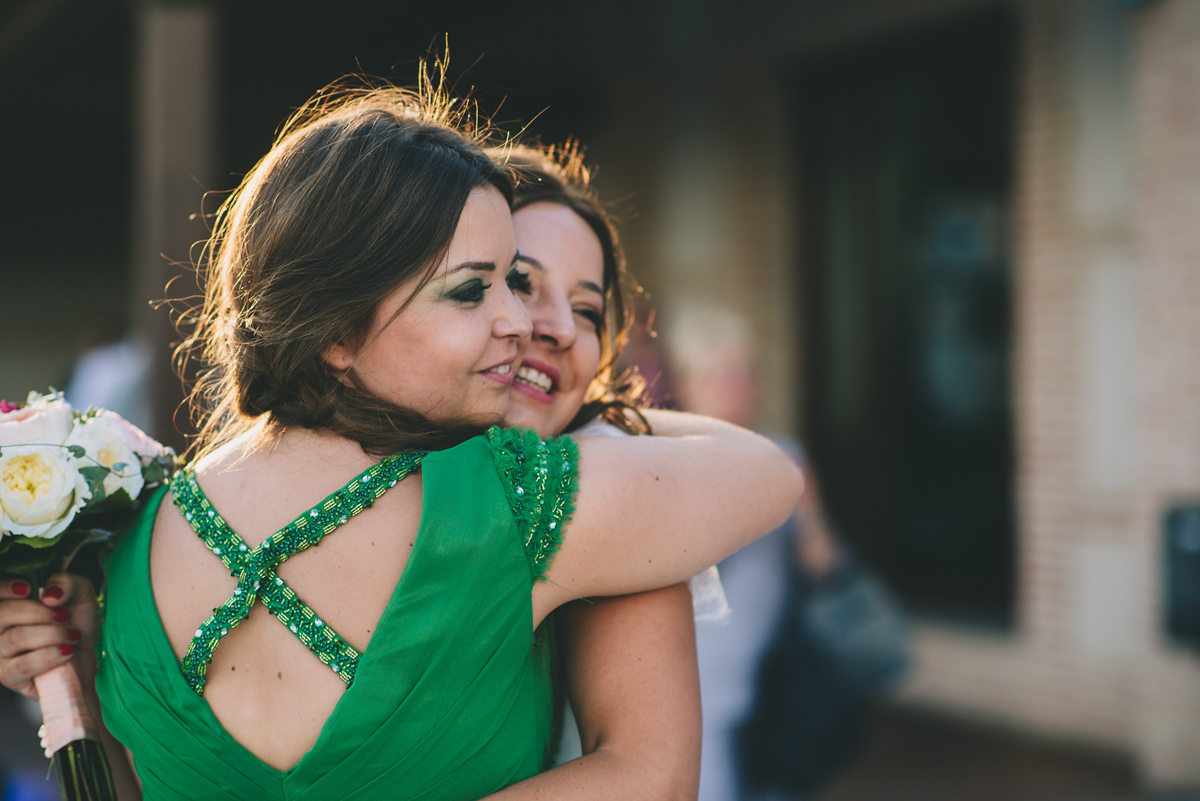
[169,451,425,695]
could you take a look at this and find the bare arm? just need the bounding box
[534,410,803,623]
[484,583,700,801]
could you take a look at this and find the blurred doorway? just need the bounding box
[797,9,1016,626]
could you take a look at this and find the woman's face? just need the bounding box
[505,201,606,437]
[325,185,532,425]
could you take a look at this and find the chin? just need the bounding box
[505,415,550,436]
[448,407,506,431]
[502,401,536,429]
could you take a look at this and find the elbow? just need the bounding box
[791,456,806,508]
[593,741,699,801]
[642,735,701,801]
[769,450,806,528]
[642,760,700,801]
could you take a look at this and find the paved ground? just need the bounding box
[820,705,1196,801]
[1,688,1196,800]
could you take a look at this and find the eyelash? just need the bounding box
[448,279,491,305]
[506,267,532,294]
[576,308,603,328]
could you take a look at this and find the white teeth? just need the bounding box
[493,364,511,375]
[516,365,554,392]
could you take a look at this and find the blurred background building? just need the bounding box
[2,0,1198,796]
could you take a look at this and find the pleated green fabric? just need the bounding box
[96,431,576,800]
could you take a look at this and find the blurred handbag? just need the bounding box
[736,552,910,795]
[802,556,910,696]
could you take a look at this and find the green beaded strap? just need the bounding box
[170,451,424,695]
[486,427,579,581]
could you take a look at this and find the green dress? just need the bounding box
[96,428,578,801]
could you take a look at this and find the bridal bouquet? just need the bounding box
[0,391,176,801]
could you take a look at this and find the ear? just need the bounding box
[321,340,356,373]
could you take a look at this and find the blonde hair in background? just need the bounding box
[664,305,755,384]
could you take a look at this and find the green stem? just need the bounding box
[51,738,117,801]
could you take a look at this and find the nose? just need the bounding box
[495,284,533,340]
[531,295,577,351]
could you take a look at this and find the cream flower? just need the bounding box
[91,409,161,466]
[0,395,73,448]
[66,416,145,505]
[0,445,91,539]
[0,494,10,540]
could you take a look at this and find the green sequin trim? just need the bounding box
[486,427,579,582]
[170,451,424,695]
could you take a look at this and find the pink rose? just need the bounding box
[92,409,163,463]
[0,396,73,448]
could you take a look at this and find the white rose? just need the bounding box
[66,417,145,505]
[0,396,74,448]
[0,445,91,539]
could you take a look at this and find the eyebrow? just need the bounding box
[515,253,545,272]
[446,260,497,275]
[516,254,605,297]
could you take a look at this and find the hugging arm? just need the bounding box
[483,583,700,801]
[533,409,803,622]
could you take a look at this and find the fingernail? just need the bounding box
[11,581,29,597]
[66,628,80,642]
[43,586,63,601]
[59,644,74,656]
[51,609,68,623]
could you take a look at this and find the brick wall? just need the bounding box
[589,0,1200,786]
[897,0,1200,788]
[1129,0,1200,785]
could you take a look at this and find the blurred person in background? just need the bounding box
[64,317,154,431]
[667,306,908,801]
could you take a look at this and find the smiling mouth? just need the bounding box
[516,365,555,394]
[481,363,514,385]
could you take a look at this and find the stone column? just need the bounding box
[129,1,217,452]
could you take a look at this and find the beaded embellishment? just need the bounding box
[486,427,578,581]
[171,451,424,695]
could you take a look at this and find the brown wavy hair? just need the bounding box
[497,143,648,435]
[182,77,513,458]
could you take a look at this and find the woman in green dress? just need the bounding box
[0,85,800,799]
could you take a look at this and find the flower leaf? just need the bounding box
[142,454,178,487]
[78,465,110,504]
[67,445,86,459]
[85,487,135,513]
[0,529,90,588]
[4,530,67,551]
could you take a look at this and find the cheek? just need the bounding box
[571,336,603,389]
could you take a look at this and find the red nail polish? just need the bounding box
[43,586,63,601]
[11,581,29,597]
[59,644,74,656]
[66,628,80,642]
[51,609,69,623]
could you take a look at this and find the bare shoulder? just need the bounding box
[186,428,377,548]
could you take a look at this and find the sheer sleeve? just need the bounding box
[486,426,580,582]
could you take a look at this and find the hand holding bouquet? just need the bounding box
[0,391,176,801]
